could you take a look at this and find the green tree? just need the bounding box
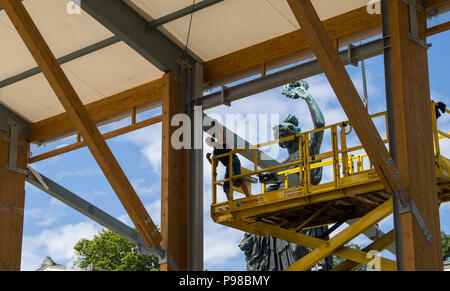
[74,229,159,271]
[442,231,450,261]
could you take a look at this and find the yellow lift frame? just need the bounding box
[210,102,450,271]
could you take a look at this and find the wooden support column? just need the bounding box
[161,72,189,271]
[0,131,28,270]
[0,0,161,249]
[389,0,443,270]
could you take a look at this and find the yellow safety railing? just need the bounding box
[212,102,449,204]
[432,100,450,157]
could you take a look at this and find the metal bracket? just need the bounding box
[396,191,433,244]
[221,85,231,106]
[151,243,180,271]
[402,0,431,49]
[382,35,391,50]
[347,44,358,67]
[2,137,25,147]
[3,119,27,175]
[27,165,49,191]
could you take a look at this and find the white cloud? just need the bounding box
[203,219,246,269]
[132,178,160,197]
[56,168,102,179]
[123,124,162,173]
[145,199,161,228]
[118,214,133,227]
[25,198,72,228]
[116,198,161,229]
[21,221,101,271]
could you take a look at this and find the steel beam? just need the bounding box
[202,113,279,169]
[79,0,192,73]
[184,62,205,271]
[0,37,120,89]
[381,0,405,271]
[195,38,385,110]
[25,169,157,256]
[0,103,29,139]
[147,0,224,30]
[25,168,180,270]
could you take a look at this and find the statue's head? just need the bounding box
[273,114,301,149]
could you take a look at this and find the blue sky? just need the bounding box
[20,14,450,271]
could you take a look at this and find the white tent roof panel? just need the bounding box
[0,0,114,79]
[1,0,374,124]
[0,41,163,123]
[0,1,162,123]
[130,0,371,61]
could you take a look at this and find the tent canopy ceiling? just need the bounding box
[0,0,378,123]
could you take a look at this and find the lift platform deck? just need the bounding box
[210,102,449,271]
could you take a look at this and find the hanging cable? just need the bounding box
[184,0,196,53]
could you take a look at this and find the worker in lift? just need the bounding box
[206,133,250,201]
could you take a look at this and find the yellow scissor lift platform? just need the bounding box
[211,102,450,271]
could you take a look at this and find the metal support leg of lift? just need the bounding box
[332,230,396,271]
[246,216,397,271]
[286,199,394,271]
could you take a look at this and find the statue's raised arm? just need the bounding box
[241,81,332,271]
[282,80,325,156]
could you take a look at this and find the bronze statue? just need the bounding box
[239,80,333,271]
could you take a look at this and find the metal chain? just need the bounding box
[361,58,369,110]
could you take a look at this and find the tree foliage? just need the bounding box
[442,231,450,261]
[74,229,159,271]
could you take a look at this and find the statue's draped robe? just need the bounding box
[239,124,333,271]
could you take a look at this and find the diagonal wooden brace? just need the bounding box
[287,0,404,194]
[285,199,393,271]
[0,0,162,248]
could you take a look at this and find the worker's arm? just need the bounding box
[206,152,213,165]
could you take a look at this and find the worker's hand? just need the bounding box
[206,152,212,160]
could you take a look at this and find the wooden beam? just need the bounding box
[203,6,382,83]
[0,0,162,248]
[388,0,443,270]
[29,78,163,143]
[425,0,450,9]
[286,0,404,194]
[0,132,28,271]
[28,115,162,164]
[160,72,189,271]
[426,21,450,37]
